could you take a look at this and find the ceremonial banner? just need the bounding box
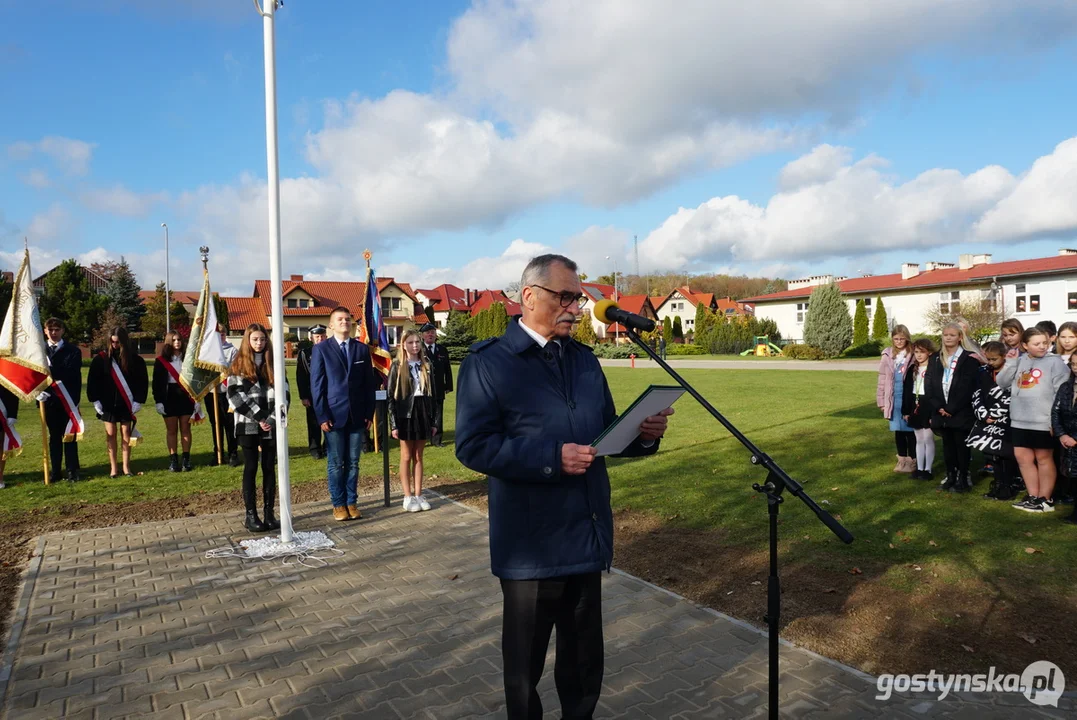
[357,264,392,378]
[180,270,228,402]
[0,249,51,400]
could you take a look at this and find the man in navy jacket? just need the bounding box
[310,306,377,522]
[456,254,672,720]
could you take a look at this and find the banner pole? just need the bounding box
[213,386,223,465]
[39,401,49,484]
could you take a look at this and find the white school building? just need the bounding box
[739,251,1077,342]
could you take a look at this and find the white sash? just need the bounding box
[0,402,21,460]
[108,355,143,446]
[51,381,85,442]
[157,357,206,424]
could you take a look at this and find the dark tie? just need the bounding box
[340,341,349,364]
[548,341,565,377]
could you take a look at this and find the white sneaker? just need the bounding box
[416,494,431,511]
[407,495,422,513]
[402,495,413,511]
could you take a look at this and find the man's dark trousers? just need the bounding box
[500,572,603,720]
[206,391,238,460]
[305,405,324,454]
[45,406,79,480]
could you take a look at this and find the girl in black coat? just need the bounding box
[1051,354,1077,524]
[901,338,938,480]
[0,386,18,489]
[86,327,149,478]
[153,332,199,473]
[924,323,982,492]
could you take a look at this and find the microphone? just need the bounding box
[592,299,656,333]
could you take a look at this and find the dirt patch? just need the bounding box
[2,475,1074,685]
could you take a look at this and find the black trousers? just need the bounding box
[431,396,444,444]
[940,428,972,477]
[501,572,603,720]
[237,434,275,513]
[304,405,323,452]
[894,431,914,457]
[206,393,237,458]
[45,405,80,477]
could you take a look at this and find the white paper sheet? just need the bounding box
[592,385,685,457]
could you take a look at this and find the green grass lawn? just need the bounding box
[2,366,1072,597]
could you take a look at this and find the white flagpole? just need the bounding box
[256,0,293,542]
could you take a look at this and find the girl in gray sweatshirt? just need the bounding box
[997,327,1068,512]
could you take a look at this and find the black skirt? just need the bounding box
[162,384,195,418]
[1010,427,1056,450]
[398,396,433,442]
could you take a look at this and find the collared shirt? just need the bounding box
[519,319,555,349]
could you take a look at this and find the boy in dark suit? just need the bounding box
[38,318,82,482]
[310,307,378,521]
[420,322,452,446]
[296,324,327,459]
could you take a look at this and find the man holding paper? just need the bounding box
[455,253,673,720]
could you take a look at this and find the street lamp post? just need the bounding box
[161,223,170,335]
[606,255,619,343]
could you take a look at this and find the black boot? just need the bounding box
[940,470,957,492]
[983,478,999,499]
[922,469,934,482]
[950,471,971,493]
[244,510,268,533]
[168,453,181,473]
[181,452,192,472]
[263,483,280,530]
[242,475,268,532]
[228,452,241,467]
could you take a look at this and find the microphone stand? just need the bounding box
[622,326,853,720]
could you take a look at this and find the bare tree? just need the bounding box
[922,290,1009,342]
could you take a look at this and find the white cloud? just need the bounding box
[80,185,169,217]
[20,168,50,189]
[374,238,553,291]
[25,204,73,243]
[8,136,96,176]
[639,144,1018,269]
[974,137,1077,242]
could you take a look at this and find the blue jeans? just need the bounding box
[325,428,363,507]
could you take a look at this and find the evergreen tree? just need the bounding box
[573,311,598,344]
[673,315,683,340]
[0,272,11,322]
[803,282,853,357]
[662,316,673,346]
[852,299,869,346]
[871,296,889,343]
[487,302,509,338]
[104,257,144,331]
[693,303,709,346]
[213,294,230,333]
[440,309,478,362]
[38,259,108,342]
[471,307,492,340]
[141,281,190,338]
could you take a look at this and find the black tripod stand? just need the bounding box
[623,328,853,720]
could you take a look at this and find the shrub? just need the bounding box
[666,343,707,356]
[591,343,636,359]
[782,343,827,360]
[871,297,889,343]
[802,282,852,357]
[842,340,883,357]
[853,299,869,346]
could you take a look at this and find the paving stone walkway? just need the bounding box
[1,493,1072,719]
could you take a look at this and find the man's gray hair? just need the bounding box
[520,254,578,290]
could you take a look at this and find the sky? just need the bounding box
[3,0,1077,297]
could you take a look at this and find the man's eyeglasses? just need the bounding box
[531,285,588,309]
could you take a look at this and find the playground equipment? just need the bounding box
[741,335,784,357]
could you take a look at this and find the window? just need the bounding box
[864,298,871,308]
[796,302,808,323]
[1069,292,1077,311]
[287,298,297,309]
[297,328,308,341]
[1015,283,1039,313]
[939,291,960,314]
[298,299,310,309]
[686,319,695,327]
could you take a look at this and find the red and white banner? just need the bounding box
[157,357,206,424]
[106,354,143,446]
[0,401,21,460]
[50,380,85,442]
[0,249,51,401]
